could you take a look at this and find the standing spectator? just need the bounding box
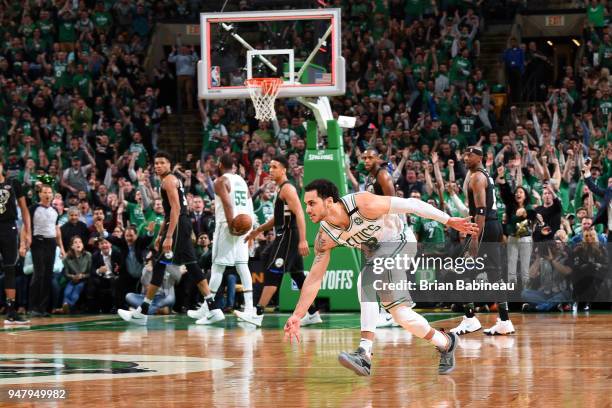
[29,185,65,317]
[61,153,94,196]
[571,229,608,310]
[503,37,525,103]
[586,0,606,33]
[497,166,535,285]
[534,185,562,241]
[583,161,612,243]
[168,44,198,111]
[61,236,91,313]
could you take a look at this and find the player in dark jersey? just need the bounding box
[363,148,394,196]
[237,156,321,327]
[362,147,400,329]
[0,162,31,325]
[450,146,515,335]
[118,151,218,325]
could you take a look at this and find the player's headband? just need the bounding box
[466,147,483,156]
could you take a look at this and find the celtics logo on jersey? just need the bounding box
[354,217,363,225]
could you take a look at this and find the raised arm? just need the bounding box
[345,162,360,192]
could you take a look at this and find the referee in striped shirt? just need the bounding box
[29,184,65,317]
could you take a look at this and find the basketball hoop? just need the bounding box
[245,78,283,121]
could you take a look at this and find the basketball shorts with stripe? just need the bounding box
[263,227,304,283]
[156,215,198,265]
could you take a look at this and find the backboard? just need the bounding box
[197,8,344,100]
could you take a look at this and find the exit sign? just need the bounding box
[545,15,565,26]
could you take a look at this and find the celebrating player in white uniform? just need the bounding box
[284,179,478,376]
[188,154,255,324]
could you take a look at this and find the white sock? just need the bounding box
[359,338,373,357]
[430,330,449,350]
[360,301,379,333]
[236,264,254,313]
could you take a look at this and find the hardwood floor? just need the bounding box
[1,313,611,407]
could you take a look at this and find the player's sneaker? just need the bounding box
[338,347,371,376]
[4,312,30,325]
[483,318,515,335]
[300,311,323,326]
[187,302,209,319]
[376,310,394,328]
[234,310,263,327]
[195,309,225,325]
[437,332,457,375]
[449,316,482,335]
[118,308,148,325]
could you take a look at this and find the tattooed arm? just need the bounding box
[290,229,336,319]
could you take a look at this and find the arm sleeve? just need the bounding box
[388,197,450,224]
[53,247,64,274]
[450,193,470,216]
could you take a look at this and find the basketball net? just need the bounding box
[245,78,283,121]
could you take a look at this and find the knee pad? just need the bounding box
[3,265,15,290]
[151,262,166,287]
[387,305,431,339]
[185,263,206,284]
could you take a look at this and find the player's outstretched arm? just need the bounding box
[356,192,478,235]
[284,230,334,344]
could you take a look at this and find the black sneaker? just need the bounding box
[338,347,371,376]
[4,313,31,325]
[438,332,457,375]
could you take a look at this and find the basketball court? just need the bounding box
[3,6,609,407]
[1,312,611,406]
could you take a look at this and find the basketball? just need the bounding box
[231,214,252,235]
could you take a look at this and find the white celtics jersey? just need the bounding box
[215,173,252,224]
[320,193,412,249]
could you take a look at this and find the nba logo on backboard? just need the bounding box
[211,66,221,87]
